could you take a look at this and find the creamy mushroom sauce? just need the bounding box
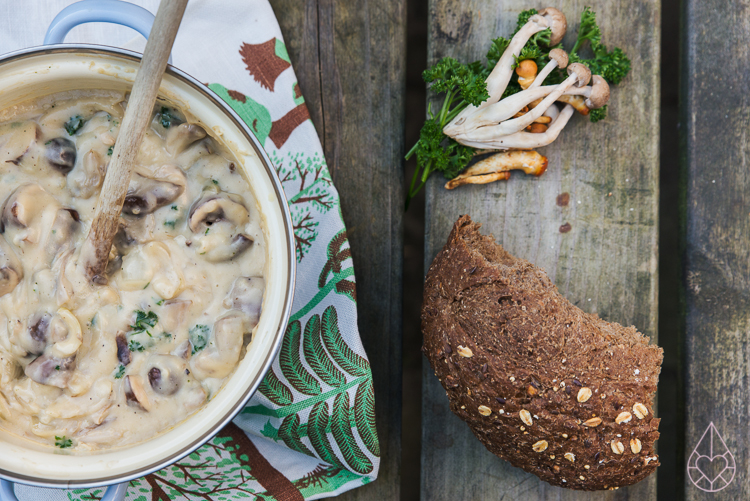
[0,90,266,451]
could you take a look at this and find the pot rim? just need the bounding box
[0,43,296,489]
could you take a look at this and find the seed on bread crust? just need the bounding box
[478,405,492,416]
[577,387,592,402]
[615,412,632,424]
[533,440,548,452]
[630,438,642,454]
[633,403,649,419]
[457,345,473,358]
[583,417,602,427]
[519,409,533,426]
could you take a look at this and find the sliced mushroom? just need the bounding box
[45,208,80,257]
[0,123,38,165]
[147,355,188,395]
[45,137,77,173]
[166,123,207,155]
[188,193,250,232]
[24,354,76,388]
[173,340,191,360]
[189,193,253,262]
[13,313,52,358]
[115,332,131,365]
[0,235,22,297]
[124,375,151,411]
[1,184,57,235]
[226,277,264,328]
[191,314,248,379]
[67,149,105,198]
[48,308,83,358]
[122,167,186,217]
[160,299,192,333]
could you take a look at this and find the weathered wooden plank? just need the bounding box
[422,1,660,499]
[682,0,750,499]
[270,0,406,498]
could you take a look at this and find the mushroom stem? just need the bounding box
[454,104,576,150]
[452,150,548,183]
[528,48,569,90]
[445,14,550,132]
[453,64,589,140]
[445,172,511,190]
[556,95,590,115]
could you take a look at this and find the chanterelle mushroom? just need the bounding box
[122,166,186,216]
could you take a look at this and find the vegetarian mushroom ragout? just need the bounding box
[0,89,267,450]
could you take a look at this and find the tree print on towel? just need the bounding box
[269,150,335,261]
[240,38,290,91]
[249,305,380,476]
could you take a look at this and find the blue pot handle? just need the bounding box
[0,478,129,501]
[43,0,172,63]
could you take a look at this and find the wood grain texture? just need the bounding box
[270,0,405,498]
[81,0,188,282]
[422,1,660,499]
[682,0,750,498]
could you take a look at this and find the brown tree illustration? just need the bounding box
[240,38,291,91]
[269,103,311,149]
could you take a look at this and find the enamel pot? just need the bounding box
[0,1,295,500]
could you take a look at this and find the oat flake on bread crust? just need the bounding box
[421,215,662,491]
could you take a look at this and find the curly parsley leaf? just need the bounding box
[64,116,85,135]
[568,7,631,85]
[189,325,210,354]
[114,365,126,379]
[128,340,145,352]
[130,310,158,334]
[423,57,489,106]
[55,436,73,449]
[589,106,608,123]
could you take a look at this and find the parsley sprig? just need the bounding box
[405,7,630,207]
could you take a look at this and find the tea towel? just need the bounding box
[0,0,379,499]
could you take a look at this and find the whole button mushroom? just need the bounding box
[226,277,265,328]
[45,137,77,174]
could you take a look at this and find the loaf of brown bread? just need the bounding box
[421,215,662,490]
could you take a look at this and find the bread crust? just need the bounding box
[421,215,662,490]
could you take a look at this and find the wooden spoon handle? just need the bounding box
[81,0,189,284]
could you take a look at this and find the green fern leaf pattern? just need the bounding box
[258,368,293,406]
[331,392,373,474]
[280,320,321,396]
[321,306,369,377]
[278,414,314,456]
[354,377,380,456]
[308,400,343,468]
[303,314,346,387]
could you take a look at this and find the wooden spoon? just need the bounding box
[80,0,189,284]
